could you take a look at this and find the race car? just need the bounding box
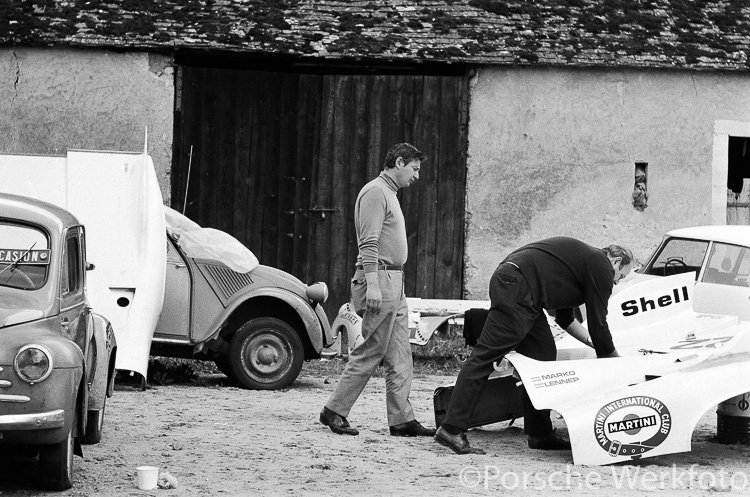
[507,225,750,465]
[337,225,750,465]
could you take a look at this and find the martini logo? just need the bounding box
[608,414,657,433]
[594,396,671,459]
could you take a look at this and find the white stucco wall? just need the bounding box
[465,65,750,298]
[0,47,174,203]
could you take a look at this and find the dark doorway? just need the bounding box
[172,63,469,317]
[727,136,750,225]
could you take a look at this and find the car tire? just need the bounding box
[214,357,237,381]
[229,317,304,390]
[81,402,105,445]
[39,425,74,490]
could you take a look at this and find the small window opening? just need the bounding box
[632,161,648,212]
[727,137,750,225]
[728,136,750,194]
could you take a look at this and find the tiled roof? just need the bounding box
[2,0,750,70]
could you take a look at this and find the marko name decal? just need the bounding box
[620,286,689,317]
[531,370,578,389]
[594,396,671,459]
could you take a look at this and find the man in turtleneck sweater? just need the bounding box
[320,143,436,438]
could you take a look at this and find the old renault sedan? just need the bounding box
[0,193,117,491]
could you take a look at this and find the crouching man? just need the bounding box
[435,237,633,454]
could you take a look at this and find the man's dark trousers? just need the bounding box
[442,263,557,435]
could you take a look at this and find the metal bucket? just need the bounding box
[717,393,750,444]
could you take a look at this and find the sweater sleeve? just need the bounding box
[584,260,616,357]
[553,308,575,330]
[356,187,387,273]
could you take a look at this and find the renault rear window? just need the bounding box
[0,222,50,290]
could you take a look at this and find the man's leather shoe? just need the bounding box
[528,429,571,450]
[434,427,486,455]
[389,420,436,437]
[319,407,359,436]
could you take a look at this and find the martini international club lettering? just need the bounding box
[595,396,671,459]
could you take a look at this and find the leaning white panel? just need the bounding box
[0,148,166,380]
[66,150,166,378]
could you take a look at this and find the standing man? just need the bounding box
[434,237,633,454]
[320,143,436,438]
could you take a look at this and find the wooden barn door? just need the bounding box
[173,66,468,317]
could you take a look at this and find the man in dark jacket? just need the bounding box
[434,237,634,455]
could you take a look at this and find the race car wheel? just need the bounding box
[229,317,304,390]
[39,424,75,490]
[81,402,105,444]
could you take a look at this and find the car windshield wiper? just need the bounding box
[0,242,37,277]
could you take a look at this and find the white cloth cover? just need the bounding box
[163,206,259,274]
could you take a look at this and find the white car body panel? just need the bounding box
[508,272,750,465]
[0,145,166,379]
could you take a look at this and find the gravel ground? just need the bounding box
[1,359,749,496]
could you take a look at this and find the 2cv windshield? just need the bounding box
[0,222,50,290]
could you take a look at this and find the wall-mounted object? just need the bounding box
[633,161,648,212]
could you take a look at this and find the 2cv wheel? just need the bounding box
[229,317,304,390]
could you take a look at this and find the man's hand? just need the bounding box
[365,272,382,314]
[564,321,592,347]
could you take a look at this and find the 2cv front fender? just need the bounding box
[208,287,330,353]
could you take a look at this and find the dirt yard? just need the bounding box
[1,362,749,496]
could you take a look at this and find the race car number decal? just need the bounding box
[669,336,732,350]
[594,396,671,459]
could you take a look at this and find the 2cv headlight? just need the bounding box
[306,282,329,304]
[14,345,53,383]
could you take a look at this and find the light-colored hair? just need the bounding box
[602,245,634,268]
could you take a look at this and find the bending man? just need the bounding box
[435,237,633,454]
